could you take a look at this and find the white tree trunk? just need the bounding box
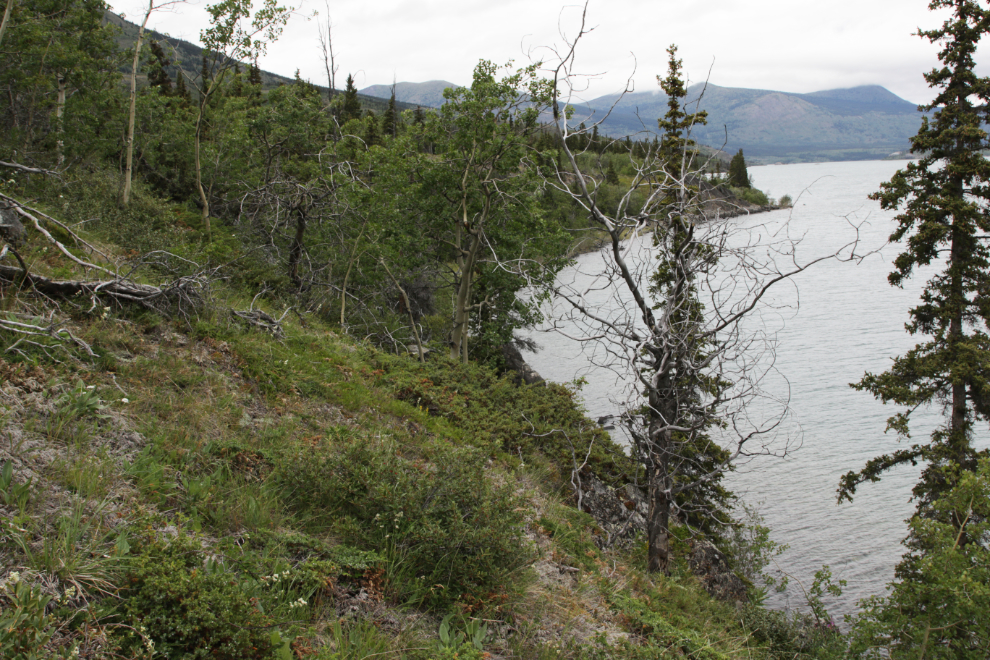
[122,0,154,206]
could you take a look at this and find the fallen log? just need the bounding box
[0,263,203,310]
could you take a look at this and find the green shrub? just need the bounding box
[739,605,844,659]
[120,533,276,660]
[732,186,770,207]
[277,436,531,609]
[0,576,77,660]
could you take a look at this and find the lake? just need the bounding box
[525,159,990,619]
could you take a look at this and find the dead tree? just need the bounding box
[540,4,864,574]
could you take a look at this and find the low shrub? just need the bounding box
[120,533,276,660]
[739,604,844,659]
[277,436,531,609]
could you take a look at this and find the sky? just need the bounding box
[105,0,985,106]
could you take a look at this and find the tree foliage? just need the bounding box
[840,0,990,513]
[728,148,749,188]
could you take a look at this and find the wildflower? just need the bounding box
[289,597,307,608]
[121,398,129,404]
[86,385,95,390]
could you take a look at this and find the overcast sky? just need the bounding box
[106,0,984,105]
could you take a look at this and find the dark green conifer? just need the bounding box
[605,160,619,185]
[341,74,362,123]
[232,62,244,97]
[841,0,990,512]
[728,149,749,188]
[174,71,191,105]
[147,40,174,95]
[413,105,425,125]
[382,86,397,138]
[364,109,381,147]
[248,58,263,87]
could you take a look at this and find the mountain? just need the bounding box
[360,80,460,108]
[580,84,923,163]
[103,11,415,115]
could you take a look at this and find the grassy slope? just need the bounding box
[0,170,838,659]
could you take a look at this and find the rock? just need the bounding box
[580,475,649,547]
[0,204,25,247]
[406,344,431,359]
[501,343,544,385]
[688,539,749,604]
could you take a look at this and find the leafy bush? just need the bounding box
[732,186,770,207]
[277,436,531,609]
[0,576,77,660]
[120,533,276,660]
[375,353,635,483]
[739,605,844,659]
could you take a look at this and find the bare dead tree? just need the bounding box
[122,0,184,206]
[539,4,865,575]
[318,2,339,104]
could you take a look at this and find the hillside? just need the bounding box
[373,79,923,163]
[0,168,842,658]
[579,83,923,163]
[361,80,460,108]
[103,10,417,115]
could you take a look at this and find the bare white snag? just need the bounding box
[539,2,866,574]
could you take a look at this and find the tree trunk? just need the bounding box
[450,233,479,363]
[122,0,154,206]
[194,99,211,239]
[646,385,675,575]
[288,207,306,288]
[647,463,672,574]
[339,224,366,326]
[55,74,66,167]
[0,0,15,48]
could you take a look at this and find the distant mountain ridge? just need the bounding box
[579,83,922,163]
[365,79,922,163]
[360,81,460,109]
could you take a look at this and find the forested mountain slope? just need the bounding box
[371,79,923,163]
[581,83,922,162]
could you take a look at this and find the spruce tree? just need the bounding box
[175,71,191,105]
[840,0,990,516]
[364,109,381,147]
[147,40,173,95]
[341,73,361,123]
[248,58,263,87]
[657,45,706,180]
[232,62,243,97]
[728,149,749,188]
[382,86,397,138]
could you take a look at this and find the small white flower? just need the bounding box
[86,385,95,390]
[121,398,129,403]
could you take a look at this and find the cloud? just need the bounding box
[108,0,986,105]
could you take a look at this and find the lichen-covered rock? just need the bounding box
[580,475,649,547]
[0,203,25,247]
[688,539,749,604]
